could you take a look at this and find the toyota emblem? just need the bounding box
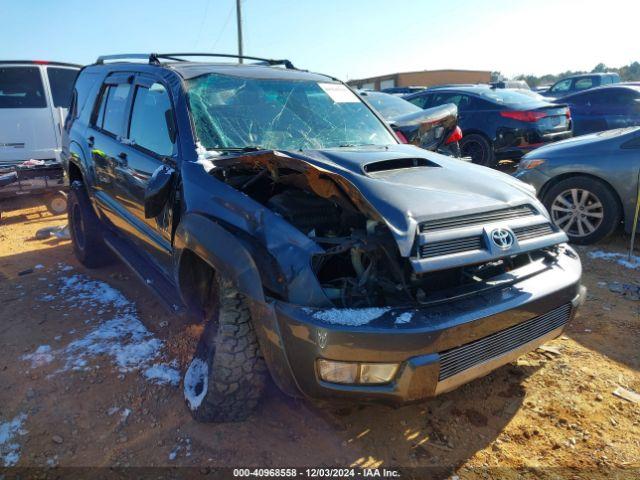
[490,228,515,250]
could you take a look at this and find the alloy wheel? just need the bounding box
[462,140,486,165]
[550,188,604,238]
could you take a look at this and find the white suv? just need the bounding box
[0,60,80,168]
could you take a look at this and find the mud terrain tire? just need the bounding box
[68,182,114,268]
[184,277,267,422]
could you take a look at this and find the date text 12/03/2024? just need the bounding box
[232,468,402,477]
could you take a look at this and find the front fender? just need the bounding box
[173,213,265,303]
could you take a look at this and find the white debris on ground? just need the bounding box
[395,312,413,325]
[144,362,181,386]
[588,250,640,270]
[309,307,391,326]
[184,358,208,411]
[24,274,180,386]
[0,413,28,467]
[21,345,54,368]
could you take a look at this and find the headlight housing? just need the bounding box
[519,158,546,170]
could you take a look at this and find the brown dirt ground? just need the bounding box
[0,199,638,479]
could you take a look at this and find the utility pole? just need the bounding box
[236,0,243,63]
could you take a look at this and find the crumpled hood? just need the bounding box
[287,145,546,256]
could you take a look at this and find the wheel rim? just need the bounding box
[50,196,67,214]
[71,203,86,250]
[462,139,486,165]
[551,188,604,238]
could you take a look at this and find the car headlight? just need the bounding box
[519,158,546,170]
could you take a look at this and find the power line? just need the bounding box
[211,1,236,51]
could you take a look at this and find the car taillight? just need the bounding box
[565,108,571,119]
[394,130,409,144]
[500,110,548,122]
[444,126,463,145]
[33,60,50,65]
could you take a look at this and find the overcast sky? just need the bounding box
[1,0,637,81]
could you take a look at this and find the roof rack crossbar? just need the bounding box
[94,53,295,69]
[152,53,296,69]
[95,54,155,65]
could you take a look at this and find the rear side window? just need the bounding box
[406,94,431,109]
[574,77,595,91]
[128,83,174,156]
[95,83,131,136]
[47,67,78,107]
[0,66,46,108]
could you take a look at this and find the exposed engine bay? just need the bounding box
[208,152,554,308]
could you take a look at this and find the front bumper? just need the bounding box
[256,245,584,404]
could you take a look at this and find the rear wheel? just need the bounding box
[543,176,621,245]
[68,182,114,267]
[184,275,267,422]
[459,134,495,167]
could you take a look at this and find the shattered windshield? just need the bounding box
[186,74,397,151]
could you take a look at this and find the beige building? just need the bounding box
[348,69,492,90]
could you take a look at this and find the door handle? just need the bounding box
[87,136,95,147]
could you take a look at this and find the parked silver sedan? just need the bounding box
[514,127,640,244]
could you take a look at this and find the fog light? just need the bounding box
[359,363,399,384]
[317,360,399,385]
[317,359,358,384]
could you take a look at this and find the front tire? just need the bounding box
[460,134,495,167]
[67,182,114,268]
[543,176,621,245]
[184,276,267,422]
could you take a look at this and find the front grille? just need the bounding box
[438,303,571,381]
[420,236,483,258]
[420,205,536,232]
[513,223,554,241]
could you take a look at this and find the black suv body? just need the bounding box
[63,54,584,422]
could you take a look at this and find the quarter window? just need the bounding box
[128,83,174,156]
[0,66,46,108]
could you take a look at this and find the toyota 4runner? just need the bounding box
[63,53,585,422]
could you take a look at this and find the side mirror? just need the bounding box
[144,164,176,218]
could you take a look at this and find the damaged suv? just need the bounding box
[63,53,585,422]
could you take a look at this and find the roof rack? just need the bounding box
[95,53,296,69]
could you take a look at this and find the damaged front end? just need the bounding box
[196,146,570,311]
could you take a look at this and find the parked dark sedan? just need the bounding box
[514,127,640,244]
[540,72,620,99]
[359,90,462,156]
[405,86,572,167]
[554,85,640,136]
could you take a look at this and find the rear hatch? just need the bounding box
[0,65,57,167]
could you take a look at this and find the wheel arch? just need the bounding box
[539,172,624,227]
[173,213,266,313]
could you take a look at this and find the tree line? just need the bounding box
[495,62,640,87]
